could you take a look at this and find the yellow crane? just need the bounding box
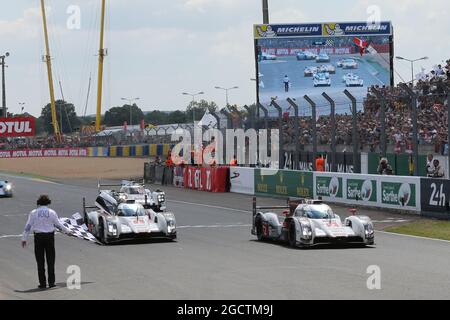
[96,0,107,132]
[39,0,60,137]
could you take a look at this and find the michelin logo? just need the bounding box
[345,24,389,32]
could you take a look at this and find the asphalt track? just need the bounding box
[1,174,450,300]
[258,54,390,115]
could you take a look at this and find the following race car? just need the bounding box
[98,180,166,212]
[296,50,317,60]
[83,191,176,244]
[343,73,364,87]
[304,66,318,77]
[261,52,277,60]
[315,53,330,63]
[313,72,331,87]
[251,197,375,247]
[339,58,358,69]
[0,180,13,198]
[318,64,336,74]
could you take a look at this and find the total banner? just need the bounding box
[0,148,88,158]
[229,167,255,195]
[183,166,229,193]
[0,117,36,137]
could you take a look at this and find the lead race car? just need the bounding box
[0,180,13,198]
[251,197,374,247]
[83,182,176,244]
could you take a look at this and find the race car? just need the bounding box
[343,73,364,87]
[304,66,318,77]
[315,53,330,63]
[261,52,277,60]
[296,50,317,60]
[313,72,331,87]
[318,64,336,74]
[0,180,13,198]
[340,58,358,69]
[83,191,176,244]
[99,180,166,212]
[251,197,375,248]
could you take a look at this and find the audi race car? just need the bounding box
[83,191,176,244]
[304,66,318,77]
[315,53,330,63]
[261,52,277,60]
[0,180,13,198]
[98,180,166,212]
[313,72,331,87]
[296,50,317,60]
[251,197,375,248]
[343,73,364,87]
[339,58,358,69]
[318,64,336,74]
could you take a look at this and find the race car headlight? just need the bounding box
[118,194,127,202]
[364,224,374,238]
[301,223,312,238]
[5,184,12,191]
[157,194,165,203]
[107,222,118,235]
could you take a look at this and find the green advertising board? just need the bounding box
[346,178,377,202]
[315,176,343,199]
[381,181,416,207]
[255,169,313,198]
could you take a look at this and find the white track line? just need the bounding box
[168,200,251,214]
[177,224,251,229]
[377,231,450,244]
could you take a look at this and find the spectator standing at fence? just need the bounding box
[283,75,290,92]
[315,156,325,172]
[426,154,435,177]
[377,158,393,175]
[230,155,238,166]
[431,159,445,178]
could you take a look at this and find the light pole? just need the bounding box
[19,102,25,115]
[396,56,428,86]
[182,91,204,124]
[215,86,239,108]
[1,52,10,118]
[121,97,140,127]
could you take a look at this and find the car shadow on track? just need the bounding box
[103,238,177,246]
[14,282,94,294]
[249,239,376,250]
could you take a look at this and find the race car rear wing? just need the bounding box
[97,180,122,191]
[252,197,306,217]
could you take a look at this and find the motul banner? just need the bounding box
[183,166,229,193]
[0,148,88,158]
[0,117,36,137]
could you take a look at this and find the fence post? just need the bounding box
[270,100,284,170]
[371,88,387,157]
[287,98,300,170]
[258,103,269,130]
[304,95,317,171]
[343,89,360,173]
[400,83,419,176]
[321,92,337,172]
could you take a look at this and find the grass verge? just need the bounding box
[385,220,450,241]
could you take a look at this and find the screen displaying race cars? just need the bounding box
[254,22,393,114]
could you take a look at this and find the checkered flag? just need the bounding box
[59,213,100,244]
[325,39,334,47]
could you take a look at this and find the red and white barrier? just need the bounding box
[0,148,88,158]
[183,166,229,193]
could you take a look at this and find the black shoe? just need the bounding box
[48,284,56,288]
[38,285,46,290]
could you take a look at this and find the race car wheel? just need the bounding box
[99,220,108,244]
[255,219,264,241]
[288,222,297,248]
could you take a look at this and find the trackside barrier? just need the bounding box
[0,148,88,158]
[183,166,229,192]
[229,167,255,195]
[313,172,421,213]
[254,168,314,199]
[420,178,450,219]
[173,167,184,188]
[162,166,174,185]
[154,165,165,184]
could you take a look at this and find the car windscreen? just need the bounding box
[128,187,145,195]
[117,205,146,217]
[304,207,335,219]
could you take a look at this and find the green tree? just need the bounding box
[40,100,81,134]
[186,99,218,122]
[144,110,170,125]
[103,104,145,127]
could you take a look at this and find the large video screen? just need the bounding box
[254,22,393,115]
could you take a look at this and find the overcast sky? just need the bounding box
[1,0,449,117]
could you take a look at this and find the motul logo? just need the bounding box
[0,117,36,137]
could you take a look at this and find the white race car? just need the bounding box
[343,73,364,87]
[318,64,336,74]
[0,180,13,198]
[83,191,176,244]
[251,197,375,247]
[315,53,330,63]
[261,52,277,60]
[304,66,318,77]
[340,58,358,69]
[296,50,317,60]
[119,180,166,212]
[313,72,331,87]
